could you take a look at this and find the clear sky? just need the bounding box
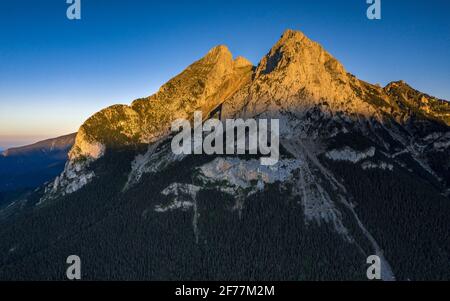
[0,0,449,149]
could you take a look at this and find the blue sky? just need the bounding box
[0,0,449,149]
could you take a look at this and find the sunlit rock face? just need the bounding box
[71,45,254,160]
[69,127,106,161]
[222,29,376,121]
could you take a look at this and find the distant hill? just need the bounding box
[0,133,76,193]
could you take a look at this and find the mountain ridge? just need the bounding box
[1,133,76,158]
[0,133,76,196]
[72,29,450,161]
[41,29,450,202]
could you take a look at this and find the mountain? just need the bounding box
[0,133,76,194]
[1,134,76,158]
[0,30,449,280]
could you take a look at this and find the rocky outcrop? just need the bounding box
[384,80,450,125]
[197,157,301,196]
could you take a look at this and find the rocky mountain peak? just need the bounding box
[384,80,411,91]
[234,56,253,69]
[223,29,369,120]
[255,29,347,78]
[203,45,232,62]
[201,46,253,69]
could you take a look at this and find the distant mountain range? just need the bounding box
[0,133,76,193]
[0,30,449,280]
